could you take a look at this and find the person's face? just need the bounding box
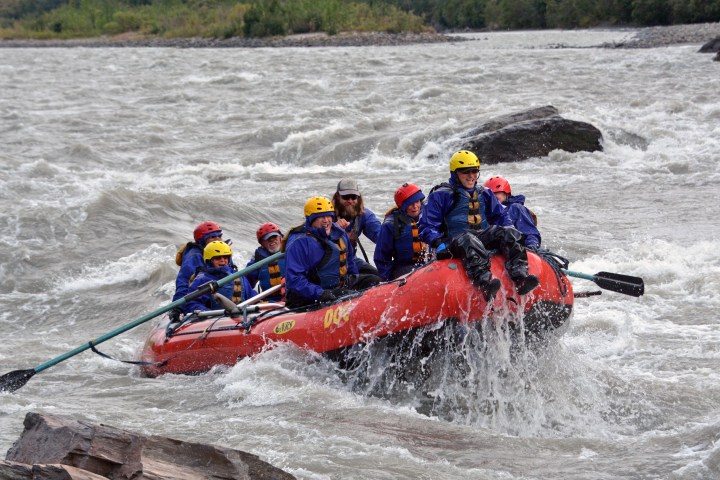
[311,214,333,235]
[404,200,422,218]
[339,194,359,208]
[456,169,479,189]
[210,255,230,268]
[260,234,281,253]
[493,191,508,203]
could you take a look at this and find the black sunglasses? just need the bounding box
[341,194,359,201]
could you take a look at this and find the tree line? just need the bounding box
[1,0,719,39]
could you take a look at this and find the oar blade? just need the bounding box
[595,271,645,297]
[0,369,36,393]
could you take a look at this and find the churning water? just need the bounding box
[1,29,720,479]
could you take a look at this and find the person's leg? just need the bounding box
[476,226,538,295]
[448,231,501,301]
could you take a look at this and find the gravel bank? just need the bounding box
[602,21,720,48]
[0,31,464,48]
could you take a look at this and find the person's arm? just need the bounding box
[242,277,259,301]
[373,222,395,281]
[285,238,325,302]
[509,204,541,248]
[360,209,382,244]
[244,254,260,286]
[172,253,203,302]
[183,275,212,313]
[418,191,449,247]
[483,188,512,227]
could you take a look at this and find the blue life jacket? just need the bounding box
[431,182,489,238]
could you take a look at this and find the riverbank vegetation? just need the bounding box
[1,0,719,39]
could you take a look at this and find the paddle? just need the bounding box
[0,252,284,393]
[563,269,644,297]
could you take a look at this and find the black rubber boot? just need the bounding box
[480,278,502,301]
[515,274,539,295]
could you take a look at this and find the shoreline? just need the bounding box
[0,22,718,49]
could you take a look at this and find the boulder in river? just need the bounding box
[458,105,603,164]
[3,411,295,480]
[699,36,720,53]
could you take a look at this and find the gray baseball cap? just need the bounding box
[337,178,360,196]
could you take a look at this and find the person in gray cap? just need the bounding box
[332,178,382,276]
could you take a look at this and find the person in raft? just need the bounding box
[332,178,382,276]
[183,241,257,314]
[418,150,539,301]
[483,176,541,250]
[373,182,429,281]
[284,196,382,308]
[244,222,285,303]
[170,221,232,321]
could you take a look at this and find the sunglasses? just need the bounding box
[341,194,359,201]
[457,169,479,175]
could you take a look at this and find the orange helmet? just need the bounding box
[256,222,282,242]
[483,176,511,195]
[193,221,222,242]
[394,183,424,209]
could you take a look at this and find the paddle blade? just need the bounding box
[0,369,36,393]
[594,271,645,297]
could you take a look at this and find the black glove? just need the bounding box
[319,290,336,303]
[168,307,183,323]
[331,287,352,298]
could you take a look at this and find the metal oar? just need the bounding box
[0,252,284,393]
[563,269,644,297]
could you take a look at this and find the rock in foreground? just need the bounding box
[3,412,295,480]
[459,105,603,164]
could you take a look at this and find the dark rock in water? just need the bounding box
[699,36,720,53]
[459,105,603,164]
[3,412,295,480]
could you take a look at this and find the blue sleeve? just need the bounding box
[418,190,451,247]
[172,251,204,301]
[360,209,382,244]
[508,204,541,248]
[183,275,212,313]
[242,277,259,301]
[483,188,512,227]
[373,221,395,281]
[285,237,325,302]
[244,254,259,286]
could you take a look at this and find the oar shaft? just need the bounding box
[32,252,284,375]
[562,269,596,281]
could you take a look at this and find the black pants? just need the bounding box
[285,273,382,308]
[448,226,529,285]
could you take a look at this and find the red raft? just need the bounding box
[139,253,574,377]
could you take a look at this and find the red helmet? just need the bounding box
[193,221,222,242]
[256,222,282,242]
[394,183,424,209]
[484,176,511,195]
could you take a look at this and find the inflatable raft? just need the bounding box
[138,252,573,377]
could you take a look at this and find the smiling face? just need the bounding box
[209,255,230,268]
[456,169,479,189]
[311,214,333,235]
[260,234,281,253]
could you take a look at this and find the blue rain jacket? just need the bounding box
[504,194,541,248]
[183,264,257,313]
[285,222,358,303]
[172,243,204,302]
[419,176,510,247]
[341,208,382,244]
[374,208,423,281]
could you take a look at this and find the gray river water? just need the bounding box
[1,29,720,479]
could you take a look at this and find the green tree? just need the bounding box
[631,0,671,25]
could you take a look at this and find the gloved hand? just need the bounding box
[526,245,539,254]
[168,307,183,323]
[319,290,336,303]
[331,287,352,298]
[435,243,452,260]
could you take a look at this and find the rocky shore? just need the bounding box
[602,21,720,48]
[0,30,464,48]
[0,22,718,49]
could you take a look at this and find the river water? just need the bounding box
[1,29,720,479]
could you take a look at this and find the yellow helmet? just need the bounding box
[203,241,232,262]
[304,196,334,217]
[449,150,480,172]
